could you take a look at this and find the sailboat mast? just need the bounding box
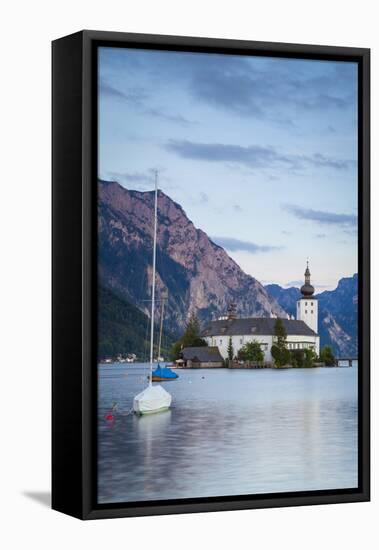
[149,171,158,385]
[158,295,165,360]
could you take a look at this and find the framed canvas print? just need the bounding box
[52,30,370,519]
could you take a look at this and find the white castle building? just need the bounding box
[202,262,320,362]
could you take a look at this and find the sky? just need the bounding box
[98,46,358,291]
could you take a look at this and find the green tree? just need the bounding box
[181,313,207,347]
[237,340,264,362]
[320,345,335,366]
[290,348,305,368]
[304,348,317,367]
[274,318,287,347]
[290,348,317,368]
[227,337,234,363]
[170,312,207,360]
[271,318,290,367]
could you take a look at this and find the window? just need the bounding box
[219,339,222,345]
[311,310,313,314]
[305,302,308,306]
[311,302,313,306]
[240,338,243,344]
[305,310,308,314]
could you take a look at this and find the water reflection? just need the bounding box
[98,365,358,503]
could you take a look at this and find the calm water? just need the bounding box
[98,363,358,504]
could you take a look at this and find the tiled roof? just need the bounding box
[202,317,318,337]
[181,346,224,362]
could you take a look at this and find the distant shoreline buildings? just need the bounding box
[202,262,320,362]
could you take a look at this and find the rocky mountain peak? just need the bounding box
[98,179,286,335]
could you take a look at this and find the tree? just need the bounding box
[170,312,207,360]
[320,345,335,366]
[227,337,234,363]
[181,313,207,348]
[271,318,290,367]
[274,318,287,347]
[237,340,264,362]
[304,348,317,367]
[290,348,305,368]
[271,344,290,367]
[290,348,317,368]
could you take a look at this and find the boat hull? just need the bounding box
[136,405,170,415]
[150,376,177,382]
[150,365,179,382]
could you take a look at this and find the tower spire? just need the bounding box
[296,260,319,353]
[300,259,314,298]
[304,258,311,284]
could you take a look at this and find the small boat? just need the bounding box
[150,364,179,381]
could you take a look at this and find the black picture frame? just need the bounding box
[52,30,370,520]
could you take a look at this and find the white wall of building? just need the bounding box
[207,334,273,361]
[206,333,320,361]
[297,297,318,334]
[285,333,320,357]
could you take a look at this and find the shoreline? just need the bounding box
[99,362,354,370]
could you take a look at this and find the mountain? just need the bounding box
[317,274,358,357]
[265,275,358,357]
[98,285,176,359]
[264,284,299,318]
[98,179,286,336]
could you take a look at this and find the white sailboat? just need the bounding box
[133,172,172,415]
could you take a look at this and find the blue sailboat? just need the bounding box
[151,364,179,381]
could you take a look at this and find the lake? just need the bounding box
[98,363,358,504]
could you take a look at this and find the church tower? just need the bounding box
[296,261,318,334]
